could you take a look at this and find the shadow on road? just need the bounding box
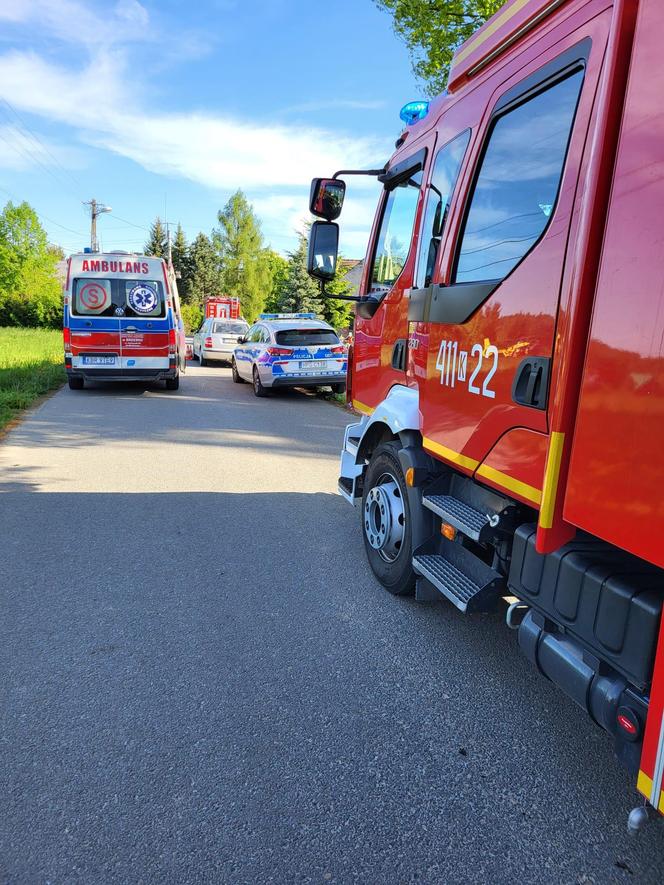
[2,487,664,882]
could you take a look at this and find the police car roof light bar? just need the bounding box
[259,312,317,320]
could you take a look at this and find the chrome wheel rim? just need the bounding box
[364,472,405,562]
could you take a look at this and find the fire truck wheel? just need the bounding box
[165,374,180,391]
[361,441,415,596]
[231,358,244,383]
[253,366,270,397]
[68,376,84,390]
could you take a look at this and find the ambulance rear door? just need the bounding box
[69,275,121,373]
[118,271,170,375]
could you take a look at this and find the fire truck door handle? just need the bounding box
[512,357,550,410]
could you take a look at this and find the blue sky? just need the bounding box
[0,0,420,259]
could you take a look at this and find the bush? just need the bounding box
[181,302,203,334]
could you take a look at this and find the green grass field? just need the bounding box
[0,327,65,431]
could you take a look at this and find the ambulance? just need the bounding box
[63,251,185,390]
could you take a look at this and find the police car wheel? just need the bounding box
[231,359,244,383]
[252,366,270,397]
[68,376,84,390]
[361,442,415,596]
[332,383,346,395]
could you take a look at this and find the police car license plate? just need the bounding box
[303,360,326,370]
[82,356,117,366]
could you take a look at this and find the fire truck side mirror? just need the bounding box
[309,178,346,221]
[307,221,339,282]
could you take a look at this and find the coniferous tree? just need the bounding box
[189,232,222,305]
[144,217,167,257]
[278,232,321,316]
[171,223,193,302]
[215,190,270,322]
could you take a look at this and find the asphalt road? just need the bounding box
[1,365,663,884]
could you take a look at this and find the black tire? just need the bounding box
[199,353,207,367]
[231,358,244,383]
[165,374,179,391]
[68,376,84,390]
[252,366,270,397]
[332,383,346,395]
[361,441,415,596]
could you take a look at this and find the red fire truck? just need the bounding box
[307,0,664,831]
[204,296,241,320]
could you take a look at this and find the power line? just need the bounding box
[0,183,87,237]
[0,98,84,195]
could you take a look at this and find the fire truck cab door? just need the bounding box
[351,130,437,411]
[412,11,610,496]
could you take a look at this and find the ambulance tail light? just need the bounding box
[204,336,213,349]
[169,328,177,355]
[63,327,71,353]
[266,346,292,356]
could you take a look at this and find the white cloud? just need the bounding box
[0,49,389,191]
[0,2,391,254]
[115,0,149,27]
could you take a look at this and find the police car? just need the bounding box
[231,313,347,397]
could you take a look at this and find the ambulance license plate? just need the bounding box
[302,360,326,370]
[82,355,117,366]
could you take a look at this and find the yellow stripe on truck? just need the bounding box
[352,399,374,416]
[539,432,565,529]
[476,463,542,506]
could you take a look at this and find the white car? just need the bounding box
[193,317,249,366]
[231,313,347,397]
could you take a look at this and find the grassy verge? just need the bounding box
[0,327,65,431]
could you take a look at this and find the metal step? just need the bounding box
[338,475,355,502]
[346,435,361,457]
[423,494,491,541]
[413,538,504,613]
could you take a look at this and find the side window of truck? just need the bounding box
[416,131,470,289]
[370,169,423,291]
[455,67,584,284]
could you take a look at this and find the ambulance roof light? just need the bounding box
[400,101,429,126]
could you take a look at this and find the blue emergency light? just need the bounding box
[259,313,316,320]
[399,100,430,125]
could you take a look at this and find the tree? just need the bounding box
[321,258,354,329]
[374,0,502,95]
[262,249,290,313]
[188,232,222,305]
[144,216,167,257]
[278,232,321,316]
[214,190,270,322]
[0,201,62,328]
[171,223,193,302]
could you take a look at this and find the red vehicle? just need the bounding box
[308,0,664,830]
[64,251,186,390]
[205,296,241,320]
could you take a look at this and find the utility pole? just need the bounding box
[83,199,112,252]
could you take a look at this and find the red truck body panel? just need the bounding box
[341,0,664,814]
[566,0,664,569]
[205,297,240,320]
